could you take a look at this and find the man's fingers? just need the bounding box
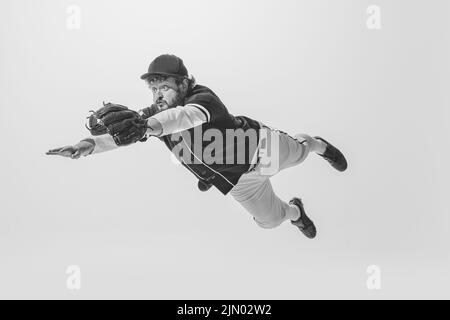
[46,146,77,157]
[71,150,81,159]
[47,147,63,154]
[60,146,73,152]
[46,150,65,155]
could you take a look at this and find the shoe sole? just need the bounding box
[314,136,348,172]
[290,198,317,239]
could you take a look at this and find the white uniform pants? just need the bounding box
[230,125,312,229]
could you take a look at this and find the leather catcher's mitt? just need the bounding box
[86,102,148,146]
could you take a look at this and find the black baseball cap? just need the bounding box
[140,54,188,80]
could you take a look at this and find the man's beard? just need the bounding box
[163,87,187,109]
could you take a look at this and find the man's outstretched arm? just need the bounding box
[46,134,119,159]
[46,103,207,158]
[145,104,208,137]
[139,103,208,137]
[47,118,165,159]
[145,117,163,137]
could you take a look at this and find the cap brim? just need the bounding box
[140,72,152,80]
[140,72,188,80]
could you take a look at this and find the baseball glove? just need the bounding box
[138,104,161,119]
[86,102,148,146]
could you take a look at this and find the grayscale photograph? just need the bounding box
[0,0,449,301]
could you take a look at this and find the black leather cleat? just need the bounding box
[314,136,348,172]
[289,197,317,239]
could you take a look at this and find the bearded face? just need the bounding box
[147,76,189,110]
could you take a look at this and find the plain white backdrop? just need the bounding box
[0,0,449,298]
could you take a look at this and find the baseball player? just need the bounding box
[47,54,347,239]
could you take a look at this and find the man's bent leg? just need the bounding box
[269,130,314,172]
[230,172,300,229]
[294,133,327,155]
[230,126,329,230]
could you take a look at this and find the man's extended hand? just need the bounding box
[46,141,94,159]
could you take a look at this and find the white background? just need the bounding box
[0,0,449,299]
